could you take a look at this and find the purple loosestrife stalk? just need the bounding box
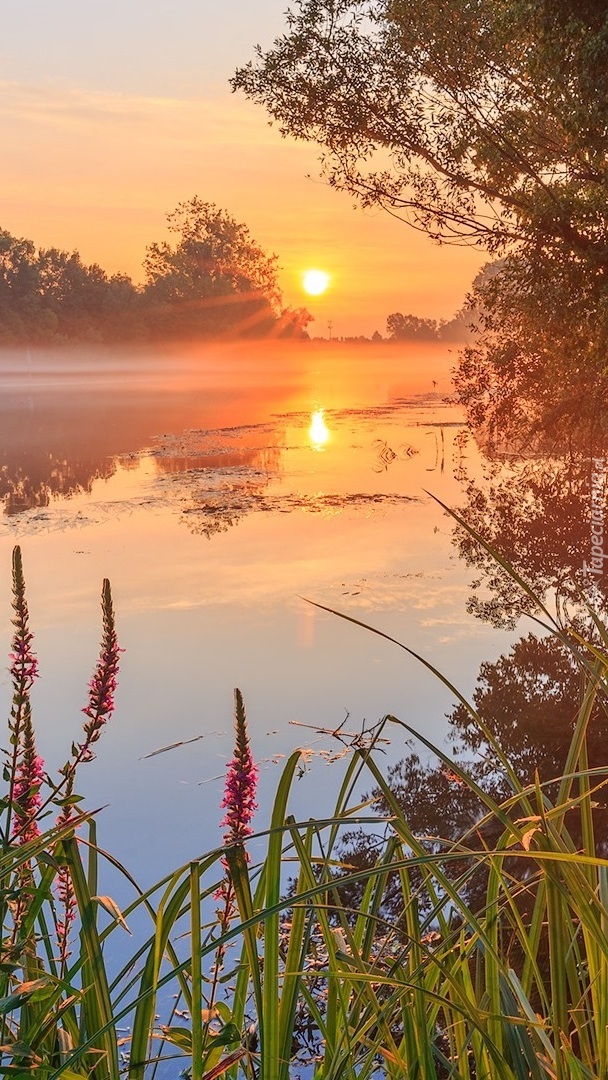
[55,578,121,968]
[12,721,45,845]
[54,838,78,972]
[219,688,259,854]
[54,789,79,971]
[213,690,258,989]
[78,578,120,765]
[6,547,43,848]
[55,578,121,799]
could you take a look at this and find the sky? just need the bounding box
[1,1,484,337]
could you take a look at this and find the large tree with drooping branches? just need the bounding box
[234,0,608,435]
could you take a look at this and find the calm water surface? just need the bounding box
[0,340,513,882]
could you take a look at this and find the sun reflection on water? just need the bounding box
[309,409,330,450]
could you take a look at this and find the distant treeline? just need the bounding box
[328,309,473,344]
[384,310,473,342]
[0,199,311,345]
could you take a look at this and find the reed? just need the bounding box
[1,542,608,1079]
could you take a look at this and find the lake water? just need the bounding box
[0,340,514,884]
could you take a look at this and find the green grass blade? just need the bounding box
[62,836,119,1080]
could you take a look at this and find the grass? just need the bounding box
[2,542,608,1078]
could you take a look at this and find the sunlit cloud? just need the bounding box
[0,80,279,144]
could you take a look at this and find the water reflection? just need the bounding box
[308,409,330,450]
[386,332,608,627]
[342,626,608,919]
[0,397,118,515]
[3,336,605,899]
[0,340,493,878]
[0,347,468,542]
[452,441,608,628]
[0,342,305,521]
[3,342,605,635]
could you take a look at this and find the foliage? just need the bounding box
[341,629,608,916]
[233,0,608,254]
[142,198,282,339]
[455,250,608,444]
[0,229,143,345]
[386,310,472,342]
[0,203,312,345]
[233,0,608,436]
[294,575,608,1079]
[0,546,124,1077]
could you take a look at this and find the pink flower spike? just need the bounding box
[77,579,122,763]
[7,547,43,845]
[55,860,78,968]
[9,547,39,716]
[219,689,258,851]
[12,722,45,844]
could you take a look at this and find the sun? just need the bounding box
[302,269,330,296]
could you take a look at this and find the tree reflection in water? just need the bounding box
[0,405,118,516]
[454,454,606,627]
[343,400,608,923]
[341,630,608,922]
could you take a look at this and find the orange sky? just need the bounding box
[0,3,484,337]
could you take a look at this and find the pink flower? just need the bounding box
[12,730,45,844]
[9,547,39,691]
[54,578,121,964]
[54,838,78,968]
[219,689,258,849]
[77,579,121,763]
[214,689,258,909]
[9,639,39,687]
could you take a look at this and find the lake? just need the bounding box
[0,340,515,884]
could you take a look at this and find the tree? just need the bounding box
[455,250,608,443]
[0,230,42,342]
[386,312,439,341]
[37,248,117,340]
[233,1,608,431]
[143,198,282,337]
[275,305,314,337]
[0,231,38,301]
[0,229,144,344]
[0,209,301,344]
[233,0,608,257]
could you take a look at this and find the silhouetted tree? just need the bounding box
[0,230,42,342]
[142,198,282,338]
[386,309,473,342]
[455,249,608,445]
[0,205,308,344]
[234,0,608,432]
[386,313,440,341]
[234,0,608,255]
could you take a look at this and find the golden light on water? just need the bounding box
[309,408,330,449]
[302,269,330,296]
